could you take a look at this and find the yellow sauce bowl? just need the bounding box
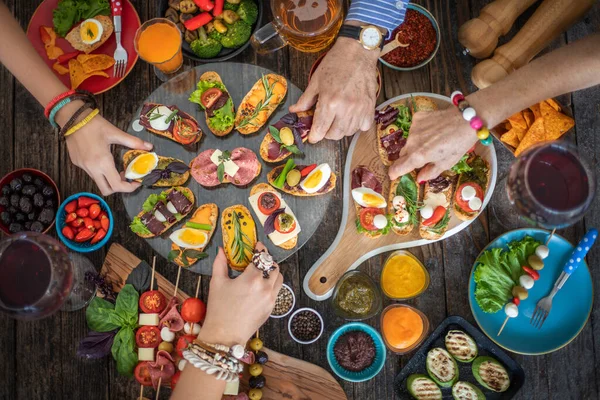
[380,250,430,301]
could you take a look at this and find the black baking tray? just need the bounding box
[394,316,525,399]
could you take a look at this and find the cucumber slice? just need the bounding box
[472,356,510,392]
[407,374,442,400]
[445,330,478,362]
[452,381,486,400]
[426,347,459,387]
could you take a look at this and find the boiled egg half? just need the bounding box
[80,19,104,45]
[169,228,208,249]
[300,164,331,194]
[352,187,387,208]
[124,152,158,180]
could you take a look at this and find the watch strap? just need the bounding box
[338,24,384,49]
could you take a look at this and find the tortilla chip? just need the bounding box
[69,59,109,90]
[505,122,512,131]
[53,62,69,75]
[523,109,535,128]
[515,118,546,156]
[540,101,574,140]
[545,98,561,112]
[530,104,542,119]
[500,128,521,149]
[507,112,527,130]
[77,54,115,73]
[45,44,64,60]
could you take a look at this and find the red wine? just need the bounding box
[527,146,589,211]
[0,239,51,309]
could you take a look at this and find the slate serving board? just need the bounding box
[123,63,337,275]
[394,316,525,399]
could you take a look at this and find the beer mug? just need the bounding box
[251,0,343,53]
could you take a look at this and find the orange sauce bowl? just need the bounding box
[380,304,429,355]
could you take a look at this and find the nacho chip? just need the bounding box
[69,59,108,90]
[53,62,69,75]
[530,104,542,119]
[515,118,546,156]
[77,54,115,73]
[45,44,64,60]
[500,128,521,149]
[505,122,512,131]
[540,101,574,140]
[545,98,561,112]
[507,111,527,130]
[523,109,535,128]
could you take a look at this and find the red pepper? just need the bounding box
[100,212,110,231]
[65,200,77,214]
[90,229,107,245]
[78,196,99,208]
[75,228,95,242]
[71,217,84,228]
[300,164,317,177]
[89,203,101,219]
[193,0,214,11]
[65,212,77,224]
[76,208,89,217]
[62,226,75,240]
[184,12,213,30]
[512,297,520,306]
[522,266,540,281]
[213,0,223,16]
[83,217,95,231]
[93,220,102,230]
[57,51,79,64]
[39,26,52,45]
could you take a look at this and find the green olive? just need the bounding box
[528,254,544,271]
[286,169,301,187]
[222,10,240,24]
[512,286,528,300]
[158,341,174,353]
[279,127,295,146]
[249,337,263,351]
[249,388,263,400]
[249,363,263,377]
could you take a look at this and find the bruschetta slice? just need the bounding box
[235,74,287,135]
[189,148,261,188]
[267,160,336,197]
[388,171,421,235]
[453,155,491,221]
[419,172,457,240]
[169,203,218,267]
[139,103,202,146]
[221,205,257,271]
[123,150,190,187]
[189,71,235,137]
[351,166,389,239]
[259,111,314,163]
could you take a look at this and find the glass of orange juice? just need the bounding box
[134,18,183,79]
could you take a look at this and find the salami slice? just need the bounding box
[159,304,184,332]
[190,149,220,187]
[190,147,260,187]
[159,297,179,319]
[352,166,383,194]
[148,350,175,388]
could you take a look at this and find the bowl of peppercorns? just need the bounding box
[288,307,324,345]
[270,283,295,319]
[0,168,59,235]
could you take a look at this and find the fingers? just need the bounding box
[104,167,141,194]
[324,115,351,141]
[90,171,114,196]
[289,83,318,113]
[212,247,229,278]
[308,100,335,144]
[272,270,283,293]
[416,163,447,183]
[389,150,425,181]
[110,129,153,150]
[360,112,374,132]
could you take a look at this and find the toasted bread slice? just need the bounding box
[266,165,336,196]
[235,74,287,135]
[65,15,114,54]
[132,187,195,239]
[123,150,190,187]
[259,110,314,163]
[410,96,438,113]
[222,205,257,271]
[143,103,203,146]
[419,173,457,240]
[199,71,235,137]
[189,149,262,187]
[388,171,421,235]
[171,203,218,267]
[453,156,491,221]
[250,183,298,250]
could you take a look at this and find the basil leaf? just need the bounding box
[182,254,189,267]
[264,208,285,235]
[183,249,207,260]
[217,163,225,183]
[86,296,121,332]
[269,126,282,143]
[77,330,116,359]
[168,249,180,263]
[141,170,162,187]
[111,327,138,377]
[125,261,156,293]
[168,161,190,174]
[115,284,139,328]
[284,145,303,155]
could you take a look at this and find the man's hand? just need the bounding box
[290,37,379,143]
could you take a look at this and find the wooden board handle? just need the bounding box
[472,0,595,88]
[458,0,539,59]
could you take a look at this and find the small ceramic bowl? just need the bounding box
[380,304,430,355]
[327,322,387,383]
[270,283,296,319]
[0,168,60,235]
[56,192,113,253]
[378,4,441,71]
[288,307,324,345]
[331,270,383,321]
[380,250,430,301]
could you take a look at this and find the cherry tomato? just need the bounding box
[274,213,296,234]
[176,334,197,357]
[65,200,77,214]
[200,88,222,109]
[83,217,95,230]
[77,196,99,208]
[359,207,385,231]
[257,192,280,215]
[136,326,161,348]
[75,228,94,242]
[134,361,153,386]
[455,183,484,213]
[173,118,199,144]
[100,212,110,231]
[180,298,206,323]
[65,212,77,224]
[170,371,181,390]
[422,206,447,226]
[513,297,521,306]
[139,290,167,314]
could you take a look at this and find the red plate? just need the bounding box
[26,0,140,95]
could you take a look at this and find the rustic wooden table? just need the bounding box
[1,1,599,399]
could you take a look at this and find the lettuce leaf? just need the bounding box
[209,98,234,131]
[451,154,472,175]
[189,80,226,109]
[52,0,110,37]
[129,216,151,236]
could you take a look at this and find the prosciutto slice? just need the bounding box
[159,304,184,332]
[351,166,383,194]
[167,190,192,214]
[190,147,260,187]
[154,201,176,224]
[380,130,407,161]
[159,297,179,319]
[206,92,230,117]
[140,212,165,236]
[148,350,175,389]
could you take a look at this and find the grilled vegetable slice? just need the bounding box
[426,348,459,387]
[472,356,510,393]
[407,374,442,400]
[452,381,486,400]
[445,330,478,363]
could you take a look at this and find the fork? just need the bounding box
[531,228,598,329]
[111,0,128,77]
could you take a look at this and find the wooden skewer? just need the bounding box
[545,228,556,246]
[255,330,259,340]
[195,275,202,298]
[139,384,144,400]
[150,256,156,291]
[173,265,182,297]
[155,365,165,400]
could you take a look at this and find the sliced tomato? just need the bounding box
[180,298,206,323]
[134,361,153,386]
[135,326,161,348]
[173,118,199,144]
[455,182,484,213]
[257,192,281,215]
[359,207,385,231]
[423,206,447,226]
[176,334,197,357]
[139,290,167,314]
[200,88,222,109]
[274,213,296,234]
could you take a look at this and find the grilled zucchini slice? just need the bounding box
[407,374,442,400]
[445,330,478,362]
[472,356,510,393]
[452,381,486,400]
[426,348,459,387]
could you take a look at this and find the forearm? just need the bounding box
[469,33,600,128]
[171,366,226,400]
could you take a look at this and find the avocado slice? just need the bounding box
[426,347,459,387]
[472,356,510,392]
[445,330,478,362]
[407,374,442,400]
[452,381,486,400]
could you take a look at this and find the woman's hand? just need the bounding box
[389,107,478,183]
[289,37,379,143]
[198,243,283,347]
[65,115,153,195]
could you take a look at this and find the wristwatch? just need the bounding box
[338,24,384,50]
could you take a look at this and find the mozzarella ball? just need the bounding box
[160,326,176,342]
[535,245,549,260]
[373,214,388,229]
[392,195,406,210]
[178,359,187,371]
[505,303,519,318]
[519,274,534,290]
[184,322,201,335]
[420,205,433,219]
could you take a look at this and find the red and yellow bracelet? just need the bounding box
[450,91,493,146]
[44,90,76,118]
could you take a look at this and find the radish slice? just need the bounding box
[373,214,388,229]
[468,197,482,211]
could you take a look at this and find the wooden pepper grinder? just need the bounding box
[458,0,539,59]
[471,0,595,89]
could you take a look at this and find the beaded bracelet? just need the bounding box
[47,90,96,128]
[48,98,73,128]
[450,91,493,146]
[44,89,75,118]
[194,339,246,360]
[182,343,244,382]
[64,109,100,137]
[58,99,97,137]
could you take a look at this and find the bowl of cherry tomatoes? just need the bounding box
[56,192,113,252]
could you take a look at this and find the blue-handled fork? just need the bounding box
[531,228,598,329]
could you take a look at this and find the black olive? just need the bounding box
[27,212,37,221]
[228,226,231,230]
[45,199,55,208]
[255,351,268,364]
[38,208,55,224]
[1,186,10,196]
[24,221,32,230]
[15,213,25,222]
[249,375,266,389]
[33,177,44,188]
[225,220,231,225]
[30,221,44,233]
[0,211,11,225]
[0,196,8,207]
[243,222,247,226]
[8,222,23,233]
[7,206,17,214]
[21,184,36,196]
[9,178,23,192]
[33,193,44,208]
[22,173,33,183]
[228,213,232,217]
[10,194,20,207]
[42,185,54,197]
[19,197,33,213]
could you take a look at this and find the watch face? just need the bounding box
[361,27,381,47]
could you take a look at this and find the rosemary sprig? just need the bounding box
[231,211,253,265]
[165,109,179,123]
[237,75,276,129]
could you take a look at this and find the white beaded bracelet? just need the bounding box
[182,349,240,382]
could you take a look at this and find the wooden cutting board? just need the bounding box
[101,243,347,400]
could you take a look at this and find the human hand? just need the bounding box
[65,115,153,195]
[388,107,478,183]
[289,37,379,143]
[198,243,283,347]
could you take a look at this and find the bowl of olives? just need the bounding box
[0,168,59,235]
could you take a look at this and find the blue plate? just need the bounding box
[469,228,593,355]
[327,322,386,383]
